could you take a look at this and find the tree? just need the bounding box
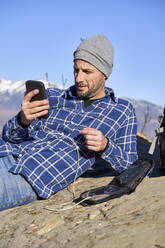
[45,72,49,81]
[61,74,67,89]
[141,104,152,134]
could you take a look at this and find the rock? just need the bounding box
[87,210,101,220]
[37,216,65,236]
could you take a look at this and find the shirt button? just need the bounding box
[31,147,35,151]
[19,154,22,157]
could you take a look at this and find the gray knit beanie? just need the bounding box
[73,34,113,78]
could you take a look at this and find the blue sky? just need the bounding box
[1,0,164,107]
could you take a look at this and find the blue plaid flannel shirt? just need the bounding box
[0,86,137,199]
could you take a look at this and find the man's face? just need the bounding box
[74,60,106,100]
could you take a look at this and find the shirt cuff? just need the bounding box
[17,112,30,129]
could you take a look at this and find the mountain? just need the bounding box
[126,97,163,140]
[0,79,58,109]
[0,79,164,140]
[0,79,59,133]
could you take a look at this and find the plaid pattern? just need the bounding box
[0,86,137,198]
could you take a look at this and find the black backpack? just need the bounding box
[149,107,165,170]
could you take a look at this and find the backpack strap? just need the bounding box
[148,127,164,154]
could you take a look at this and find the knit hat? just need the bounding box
[73,35,114,78]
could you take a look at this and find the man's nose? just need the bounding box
[75,71,84,83]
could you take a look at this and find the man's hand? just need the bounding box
[80,127,108,152]
[19,89,49,126]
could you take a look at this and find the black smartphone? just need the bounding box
[25,80,49,119]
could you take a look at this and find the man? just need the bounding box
[0,35,138,211]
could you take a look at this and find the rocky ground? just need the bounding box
[0,136,165,248]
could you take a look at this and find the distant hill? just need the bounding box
[0,79,59,109]
[126,97,163,140]
[0,79,163,140]
[0,79,59,133]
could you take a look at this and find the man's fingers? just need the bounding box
[23,89,39,102]
[23,89,49,107]
[80,127,108,152]
[83,134,100,141]
[80,127,100,135]
[30,99,49,107]
[86,140,98,146]
[22,98,49,111]
[21,91,49,124]
[27,105,49,115]
[26,110,49,121]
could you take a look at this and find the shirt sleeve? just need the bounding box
[100,105,138,173]
[2,87,52,143]
[2,112,29,143]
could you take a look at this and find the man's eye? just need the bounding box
[84,70,92,74]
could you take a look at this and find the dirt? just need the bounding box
[0,136,165,248]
